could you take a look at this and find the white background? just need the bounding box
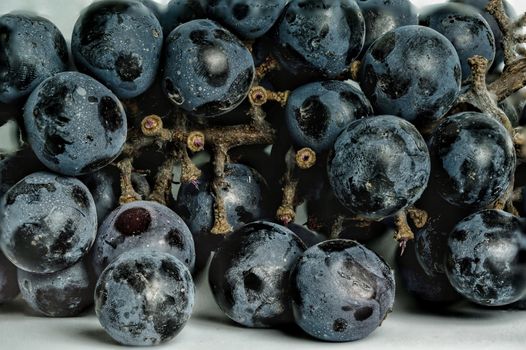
[0,1,525,349]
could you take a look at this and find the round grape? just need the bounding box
[163,19,255,118]
[430,112,515,208]
[0,172,97,274]
[71,0,163,99]
[446,210,526,306]
[23,72,127,176]
[209,221,305,328]
[0,13,68,103]
[285,80,373,154]
[328,115,430,220]
[357,0,418,54]
[360,25,462,126]
[273,0,365,79]
[205,0,288,39]
[291,239,395,342]
[92,201,195,276]
[95,250,195,346]
[420,3,495,80]
[17,259,95,317]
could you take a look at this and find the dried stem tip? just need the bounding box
[187,131,205,152]
[141,115,163,136]
[295,148,317,169]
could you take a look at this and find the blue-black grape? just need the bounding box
[0,13,68,104]
[287,223,325,248]
[161,0,206,35]
[209,221,305,328]
[430,112,515,208]
[396,240,461,304]
[0,250,19,303]
[23,72,127,176]
[81,166,151,224]
[163,19,255,118]
[285,80,373,154]
[357,0,418,54]
[360,25,462,126]
[420,3,495,80]
[328,115,430,220]
[95,249,195,346]
[446,210,526,306]
[450,0,516,70]
[17,259,95,317]
[92,201,195,276]
[71,0,163,99]
[0,147,46,199]
[0,172,97,274]
[272,0,365,79]
[174,163,271,267]
[290,239,395,342]
[205,0,288,39]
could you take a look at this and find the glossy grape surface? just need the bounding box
[92,201,195,276]
[285,80,373,154]
[71,0,163,98]
[95,250,195,346]
[0,172,97,274]
[446,210,526,306]
[23,72,127,176]
[209,221,305,327]
[0,13,68,103]
[291,239,395,342]
[328,115,430,220]
[430,112,515,208]
[163,19,255,118]
[273,0,365,79]
[360,25,462,126]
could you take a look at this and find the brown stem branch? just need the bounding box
[277,148,299,225]
[116,157,141,204]
[210,145,232,235]
[394,211,415,254]
[456,56,513,133]
[148,149,177,205]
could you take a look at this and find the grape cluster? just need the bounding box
[1,0,526,347]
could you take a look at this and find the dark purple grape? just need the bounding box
[163,19,255,118]
[291,239,395,342]
[396,240,461,304]
[92,201,195,276]
[71,0,163,99]
[285,80,373,154]
[287,223,325,248]
[420,3,495,80]
[450,0,516,70]
[95,250,195,346]
[17,259,95,317]
[360,25,462,126]
[209,221,305,328]
[162,0,206,35]
[0,250,19,303]
[205,0,288,39]
[23,72,127,176]
[430,112,515,208]
[81,166,151,224]
[272,0,365,79]
[0,13,68,103]
[0,147,46,199]
[357,0,418,54]
[174,163,271,268]
[446,210,526,306]
[328,115,430,220]
[0,172,97,274]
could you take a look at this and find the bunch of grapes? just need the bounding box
[1,0,526,346]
